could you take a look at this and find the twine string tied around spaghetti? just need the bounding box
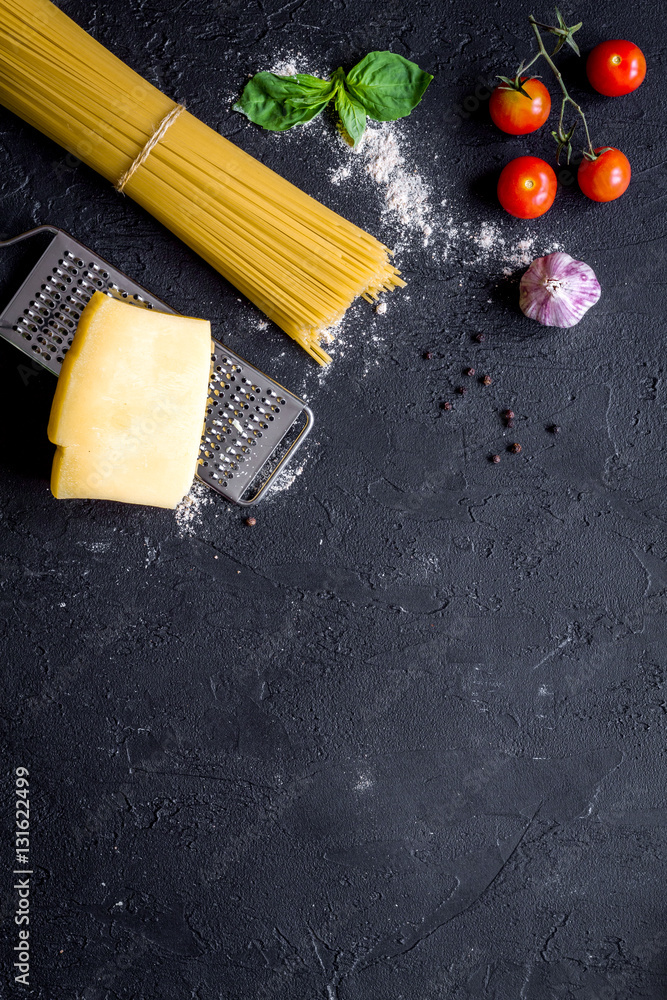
[115,102,185,194]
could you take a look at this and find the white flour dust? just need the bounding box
[268,50,326,80]
[331,123,435,249]
[174,480,214,535]
[330,162,352,184]
[466,221,564,274]
[264,461,306,497]
[327,122,568,272]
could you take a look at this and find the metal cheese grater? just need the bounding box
[0,226,313,505]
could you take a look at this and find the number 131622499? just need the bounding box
[15,768,30,866]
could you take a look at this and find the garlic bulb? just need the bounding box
[520,252,601,328]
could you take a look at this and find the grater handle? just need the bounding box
[0,225,60,248]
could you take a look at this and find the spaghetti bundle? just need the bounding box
[0,0,405,364]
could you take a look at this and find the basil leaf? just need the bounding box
[335,87,366,146]
[234,72,335,131]
[345,51,433,122]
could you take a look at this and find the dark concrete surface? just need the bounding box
[1,1,666,998]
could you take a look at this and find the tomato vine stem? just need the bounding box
[526,14,595,161]
[499,10,599,162]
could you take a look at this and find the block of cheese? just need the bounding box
[48,292,212,508]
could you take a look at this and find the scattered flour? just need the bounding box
[144,537,159,568]
[264,461,306,496]
[315,320,347,377]
[77,540,111,554]
[331,123,435,249]
[174,480,214,535]
[270,57,300,76]
[466,221,564,274]
[327,121,567,271]
[268,50,326,79]
[475,221,499,252]
[330,162,352,184]
[307,305,394,381]
[353,772,374,792]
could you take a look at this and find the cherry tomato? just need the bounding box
[489,78,551,135]
[497,156,557,218]
[586,40,646,96]
[578,147,631,202]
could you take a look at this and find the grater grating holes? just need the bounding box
[11,259,149,370]
[197,361,284,487]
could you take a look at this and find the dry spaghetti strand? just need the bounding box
[0,0,405,363]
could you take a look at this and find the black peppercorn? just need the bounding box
[508,442,522,454]
[549,424,561,434]
[503,409,515,420]
[424,350,434,360]
[474,333,485,342]
[440,401,452,411]
[506,419,515,429]
[490,454,501,464]
[456,386,466,395]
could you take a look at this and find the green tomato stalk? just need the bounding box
[500,8,604,164]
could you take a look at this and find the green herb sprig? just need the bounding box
[233,51,433,146]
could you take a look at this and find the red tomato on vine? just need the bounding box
[497,156,557,218]
[578,147,631,202]
[489,78,551,135]
[586,40,646,97]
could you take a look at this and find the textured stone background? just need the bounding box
[1,0,666,998]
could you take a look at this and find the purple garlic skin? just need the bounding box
[520,252,601,328]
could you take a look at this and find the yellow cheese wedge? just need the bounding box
[48,292,212,508]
